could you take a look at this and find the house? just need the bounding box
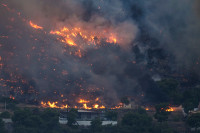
[59,109,117,126]
[122,97,139,109]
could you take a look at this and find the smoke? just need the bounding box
[0,0,200,106]
[141,0,200,68]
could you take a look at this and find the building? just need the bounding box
[59,109,117,126]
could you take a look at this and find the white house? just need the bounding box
[59,109,117,126]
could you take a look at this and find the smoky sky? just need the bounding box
[0,0,200,105]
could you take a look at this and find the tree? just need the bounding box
[152,122,174,133]
[157,79,181,104]
[67,108,78,127]
[105,110,118,121]
[121,111,152,133]
[0,111,11,118]
[12,108,61,133]
[182,87,200,113]
[91,117,102,133]
[187,113,200,131]
[154,103,171,122]
[0,118,7,133]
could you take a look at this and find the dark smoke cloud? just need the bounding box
[0,0,200,105]
[141,0,200,68]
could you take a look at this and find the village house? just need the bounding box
[59,109,117,126]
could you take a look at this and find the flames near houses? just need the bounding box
[0,0,200,114]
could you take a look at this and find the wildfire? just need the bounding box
[78,99,90,103]
[50,26,117,47]
[28,21,118,58]
[160,106,175,112]
[111,103,123,109]
[41,98,107,110]
[83,103,92,110]
[41,101,69,109]
[93,104,99,109]
[29,21,43,30]
[166,106,175,112]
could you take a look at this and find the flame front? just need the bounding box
[28,21,118,57]
[41,101,69,109]
[41,98,107,110]
[50,26,117,47]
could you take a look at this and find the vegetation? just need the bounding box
[12,108,63,133]
[0,106,182,133]
[105,110,118,121]
[182,87,200,113]
[0,111,11,118]
[154,103,171,122]
[91,118,103,132]
[157,79,182,104]
[187,113,200,130]
[0,79,199,133]
[120,110,152,133]
[0,118,7,133]
[67,108,78,127]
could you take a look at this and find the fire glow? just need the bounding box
[166,106,175,112]
[29,21,43,30]
[28,20,118,47]
[28,21,118,57]
[41,98,107,110]
[50,26,118,47]
[41,101,68,109]
[0,3,131,111]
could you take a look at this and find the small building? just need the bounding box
[59,109,117,126]
[122,98,138,109]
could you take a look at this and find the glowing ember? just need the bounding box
[95,98,99,102]
[29,21,43,30]
[78,99,90,103]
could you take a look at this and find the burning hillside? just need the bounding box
[0,0,200,109]
[0,0,138,109]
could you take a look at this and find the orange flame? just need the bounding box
[29,21,43,30]
[41,101,69,109]
[50,26,117,47]
[111,103,123,109]
[78,99,90,103]
[93,104,99,109]
[166,107,174,112]
[83,103,92,110]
